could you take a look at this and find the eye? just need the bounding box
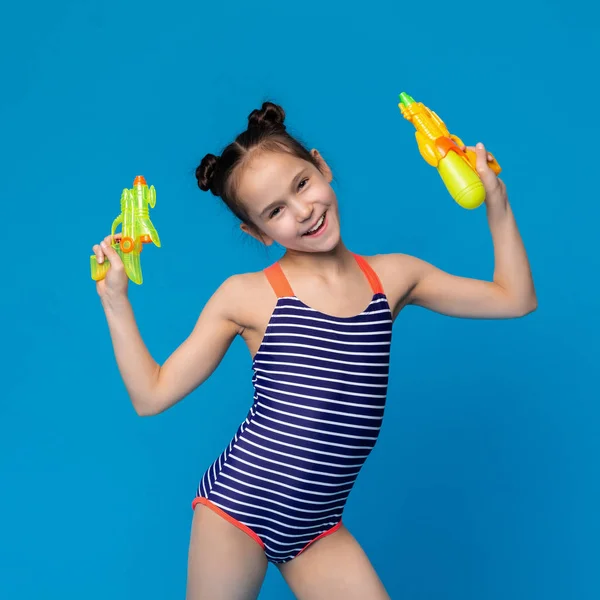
[269,207,282,219]
[298,177,309,190]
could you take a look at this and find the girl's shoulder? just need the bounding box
[360,252,418,278]
[222,269,272,297]
[361,252,425,309]
[216,268,278,331]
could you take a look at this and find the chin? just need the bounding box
[308,232,342,254]
[322,232,342,252]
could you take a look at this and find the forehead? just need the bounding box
[236,150,307,207]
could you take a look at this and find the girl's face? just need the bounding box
[237,150,341,253]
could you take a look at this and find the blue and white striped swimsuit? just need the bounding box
[193,254,393,563]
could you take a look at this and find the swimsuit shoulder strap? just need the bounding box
[264,262,295,298]
[265,255,383,297]
[352,254,384,295]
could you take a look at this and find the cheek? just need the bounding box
[324,189,338,212]
[322,183,337,204]
[280,215,300,237]
[263,214,296,239]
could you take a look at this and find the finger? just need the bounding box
[95,236,114,264]
[103,233,122,246]
[474,142,489,172]
[92,243,103,263]
[93,243,110,264]
[467,145,494,163]
[100,240,124,268]
[474,142,502,192]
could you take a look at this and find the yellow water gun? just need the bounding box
[398,92,501,209]
[90,175,161,285]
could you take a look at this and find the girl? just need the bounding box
[92,102,536,600]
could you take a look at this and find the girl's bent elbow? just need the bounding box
[525,295,538,315]
[515,297,538,317]
[131,396,161,417]
[133,392,178,416]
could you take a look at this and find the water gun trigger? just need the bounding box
[449,134,465,149]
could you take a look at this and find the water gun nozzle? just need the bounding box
[398,92,415,107]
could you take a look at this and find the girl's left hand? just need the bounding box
[461,142,507,207]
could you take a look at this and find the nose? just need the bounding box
[294,199,314,222]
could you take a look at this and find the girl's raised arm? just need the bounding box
[98,240,245,416]
[380,143,537,320]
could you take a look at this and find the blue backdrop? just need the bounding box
[1,0,598,598]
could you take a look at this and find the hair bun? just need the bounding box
[247,102,286,132]
[196,153,221,194]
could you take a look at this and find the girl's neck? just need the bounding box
[280,240,357,278]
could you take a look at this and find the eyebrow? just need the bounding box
[259,168,308,218]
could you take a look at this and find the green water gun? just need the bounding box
[90,175,161,285]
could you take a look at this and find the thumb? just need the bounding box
[474,142,500,191]
[100,240,125,270]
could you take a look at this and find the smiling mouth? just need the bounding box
[302,212,327,236]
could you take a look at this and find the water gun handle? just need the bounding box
[450,134,502,175]
[450,134,501,175]
[465,148,502,176]
[90,239,123,282]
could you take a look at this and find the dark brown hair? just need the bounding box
[195,101,321,231]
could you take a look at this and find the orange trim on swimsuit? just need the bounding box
[192,497,266,550]
[295,521,343,557]
[352,254,384,295]
[193,495,341,560]
[264,263,295,298]
[265,254,384,298]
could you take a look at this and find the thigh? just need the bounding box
[186,504,268,600]
[277,524,390,600]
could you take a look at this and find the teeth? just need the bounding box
[306,214,325,234]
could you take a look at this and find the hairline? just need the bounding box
[226,138,318,228]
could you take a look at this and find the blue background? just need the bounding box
[1,0,598,598]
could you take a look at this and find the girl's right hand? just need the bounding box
[92,233,129,301]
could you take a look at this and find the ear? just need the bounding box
[310,149,333,183]
[240,222,274,246]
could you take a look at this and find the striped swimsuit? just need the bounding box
[192,254,392,563]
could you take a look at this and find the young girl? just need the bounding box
[92,102,536,600]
